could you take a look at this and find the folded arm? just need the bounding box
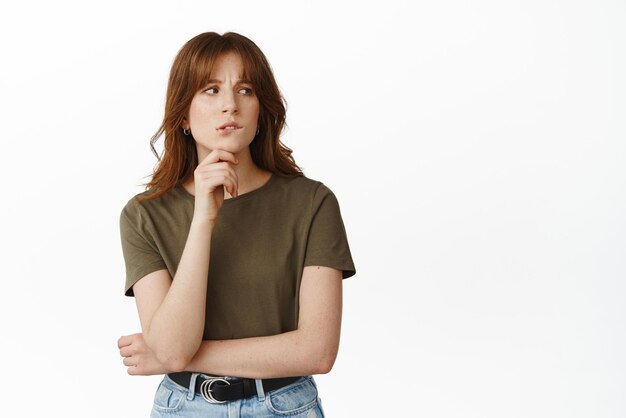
[119,265,343,377]
[184,265,343,378]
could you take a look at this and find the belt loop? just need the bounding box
[187,373,199,400]
[255,379,266,401]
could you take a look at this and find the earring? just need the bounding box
[255,128,260,136]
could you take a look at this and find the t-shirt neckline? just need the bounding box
[177,173,275,204]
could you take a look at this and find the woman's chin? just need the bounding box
[197,140,252,157]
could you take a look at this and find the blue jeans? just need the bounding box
[150,373,326,417]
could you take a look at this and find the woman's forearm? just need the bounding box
[144,218,214,370]
[184,329,334,379]
[183,267,343,379]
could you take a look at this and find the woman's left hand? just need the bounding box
[118,333,171,376]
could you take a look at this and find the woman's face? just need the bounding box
[183,52,260,156]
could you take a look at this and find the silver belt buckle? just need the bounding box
[200,377,231,404]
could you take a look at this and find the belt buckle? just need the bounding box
[200,377,231,404]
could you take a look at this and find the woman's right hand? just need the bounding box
[192,149,239,225]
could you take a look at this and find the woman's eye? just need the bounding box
[239,87,253,95]
[205,87,218,94]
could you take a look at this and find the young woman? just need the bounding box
[117,32,356,417]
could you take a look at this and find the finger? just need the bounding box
[119,345,134,357]
[123,356,136,367]
[118,332,143,349]
[198,169,238,189]
[195,165,239,186]
[200,172,239,196]
[197,161,237,173]
[220,176,239,197]
[117,335,134,349]
[199,149,239,166]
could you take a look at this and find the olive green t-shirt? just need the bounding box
[119,173,356,340]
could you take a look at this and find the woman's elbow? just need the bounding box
[314,355,336,375]
[156,352,192,373]
[146,334,197,372]
[309,344,339,375]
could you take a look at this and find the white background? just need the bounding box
[1,1,624,417]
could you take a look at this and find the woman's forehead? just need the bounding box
[207,52,251,80]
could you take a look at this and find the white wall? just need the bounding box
[1,1,624,416]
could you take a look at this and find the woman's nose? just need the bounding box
[221,91,238,113]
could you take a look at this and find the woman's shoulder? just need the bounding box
[272,173,331,195]
[270,174,341,214]
[120,185,187,220]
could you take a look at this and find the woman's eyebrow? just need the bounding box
[205,78,253,84]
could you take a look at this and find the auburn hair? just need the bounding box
[136,32,303,202]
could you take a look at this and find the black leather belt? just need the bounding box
[167,372,302,404]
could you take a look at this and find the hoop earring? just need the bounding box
[183,128,191,136]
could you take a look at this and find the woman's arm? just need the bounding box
[131,218,213,371]
[119,265,343,377]
[184,265,343,378]
[129,150,239,371]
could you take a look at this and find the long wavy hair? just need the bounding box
[136,32,303,202]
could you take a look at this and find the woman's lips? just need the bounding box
[218,122,241,129]
[217,121,242,135]
[216,126,242,135]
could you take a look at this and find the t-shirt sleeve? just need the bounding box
[303,183,356,279]
[119,199,168,297]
